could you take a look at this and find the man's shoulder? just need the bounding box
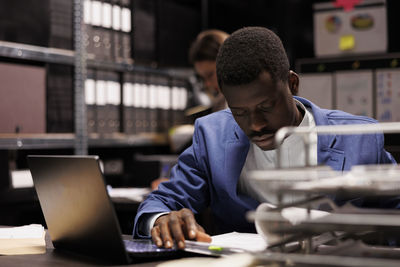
[323,109,378,126]
[193,109,241,140]
[296,96,378,126]
[195,108,235,127]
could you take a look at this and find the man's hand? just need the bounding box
[151,208,212,249]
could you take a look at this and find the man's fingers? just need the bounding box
[168,213,185,249]
[196,231,212,243]
[159,220,174,248]
[181,209,197,239]
[151,226,163,247]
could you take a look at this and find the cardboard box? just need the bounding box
[314,0,387,57]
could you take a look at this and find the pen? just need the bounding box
[184,240,247,256]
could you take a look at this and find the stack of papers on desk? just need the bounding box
[184,232,266,256]
[0,224,46,255]
[210,232,266,252]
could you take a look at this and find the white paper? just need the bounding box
[0,224,46,255]
[11,170,33,188]
[107,187,150,202]
[210,232,266,252]
[376,69,400,122]
[0,224,44,239]
[299,73,333,109]
[335,70,373,117]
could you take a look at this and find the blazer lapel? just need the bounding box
[223,125,259,208]
[224,125,249,194]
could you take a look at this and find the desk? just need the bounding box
[0,230,171,267]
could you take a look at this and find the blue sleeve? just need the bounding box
[133,121,210,238]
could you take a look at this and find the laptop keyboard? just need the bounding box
[123,239,177,254]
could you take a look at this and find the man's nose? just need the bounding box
[249,111,267,132]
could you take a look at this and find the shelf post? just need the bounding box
[73,0,88,155]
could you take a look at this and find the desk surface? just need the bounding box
[0,230,170,267]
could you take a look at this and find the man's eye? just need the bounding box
[231,109,248,116]
[258,101,275,112]
[258,105,273,112]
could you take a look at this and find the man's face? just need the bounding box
[194,60,220,97]
[222,71,300,151]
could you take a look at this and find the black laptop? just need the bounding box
[28,155,177,264]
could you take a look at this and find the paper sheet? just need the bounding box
[107,186,151,202]
[376,69,400,122]
[335,70,373,117]
[210,232,266,252]
[0,224,46,255]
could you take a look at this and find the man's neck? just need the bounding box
[293,101,305,126]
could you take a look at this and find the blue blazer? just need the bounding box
[134,97,396,238]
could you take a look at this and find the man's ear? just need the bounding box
[288,70,299,96]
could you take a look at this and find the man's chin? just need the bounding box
[251,135,276,151]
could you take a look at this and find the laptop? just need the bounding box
[28,155,178,264]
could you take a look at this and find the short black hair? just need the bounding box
[216,27,289,89]
[189,30,229,64]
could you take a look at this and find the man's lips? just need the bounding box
[251,134,275,143]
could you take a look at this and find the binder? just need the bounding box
[111,1,123,62]
[83,0,95,59]
[148,75,158,133]
[105,71,121,134]
[171,79,188,126]
[120,1,132,63]
[133,73,148,134]
[101,0,113,61]
[85,69,97,134]
[91,0,103,61]
[122,73,135,134]
[47,64,74,133]
[49,0,73,50]
[156,75,172,133]
[95,71,108,135]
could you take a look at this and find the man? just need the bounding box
[189,29,229,112]
[133,27,396,249]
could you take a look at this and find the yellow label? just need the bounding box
[339,35,355,51]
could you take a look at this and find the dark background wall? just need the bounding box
[1,0,399,68]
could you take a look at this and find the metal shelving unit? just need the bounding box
[295,52,400,73]
[0,0,184,153]
[0,133,169,150]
